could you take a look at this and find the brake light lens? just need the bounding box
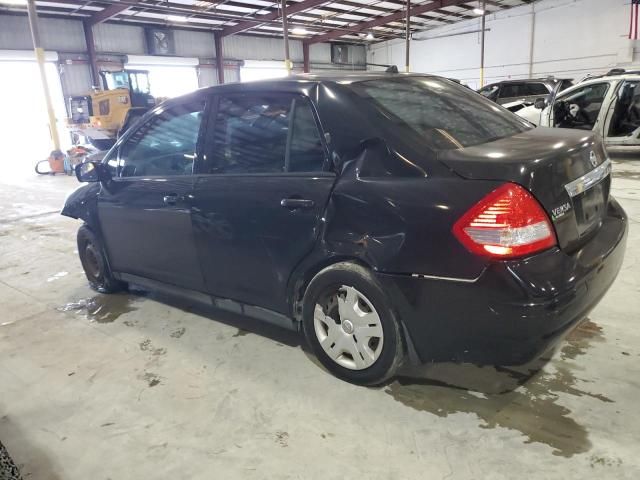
[453,183,557,259]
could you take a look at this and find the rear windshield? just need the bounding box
[350,77,532,150]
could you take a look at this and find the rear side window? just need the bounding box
[117,100,204,177]
[523,83,550,96]
[205,94,325,174]
[352,77,530,150]
[288,99,326,172]
[499,83,524,98]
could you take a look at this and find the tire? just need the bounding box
[77,225,125,293]
[302,262,404,386]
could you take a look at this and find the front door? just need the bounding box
[98,97,206,291]
[192,92,335,314]
[548,82,611,131]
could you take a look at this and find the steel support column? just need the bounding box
[479,0,486,87]
[214,33,224,84]
[281,0,292,75]
[528,2,536,77]
[27,0,60,151]
[405,0,410,73]
[83,20,99,87]
[303,42,310,73]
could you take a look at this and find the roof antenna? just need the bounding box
[385,65,399,73]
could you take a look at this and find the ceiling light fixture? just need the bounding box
[167,15,188,22]
[291,27,309,35]
[0,0,27,5]
[473,8,485,15]
[365,32,375,40]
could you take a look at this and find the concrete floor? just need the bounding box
[1,161,639,480]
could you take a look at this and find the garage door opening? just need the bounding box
[0,59,68,174]
[125,56,199,100]
[240,60,288,82]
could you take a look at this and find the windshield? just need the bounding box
[128,72,151,95]
[350,77,532,150]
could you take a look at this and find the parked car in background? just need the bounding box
[479,77,573,105]
[63,74,627,386]
[513,72,640,157]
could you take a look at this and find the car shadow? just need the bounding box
[384,320,610,457]
[132,287,303,349]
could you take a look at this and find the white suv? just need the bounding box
[515,73,640,158]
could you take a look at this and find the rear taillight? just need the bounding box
[453,183,557,259]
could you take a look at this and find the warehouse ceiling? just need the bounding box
[0,0,535,43]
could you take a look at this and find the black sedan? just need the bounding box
[62,73,627,385]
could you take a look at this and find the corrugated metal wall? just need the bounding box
[0,15,85,52]
[0,14,366,66]
[309,44,330,63]
[198,65,217,87]
[0,13,365,96]
[223,35,304,61]
[175,30,215,58]
[58,62,93,96]
[93,23,146,54]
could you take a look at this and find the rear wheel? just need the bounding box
[302,262,404,385]
[77,225,125,293]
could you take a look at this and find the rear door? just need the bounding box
[98,97,206,291]
[192,91,335,314]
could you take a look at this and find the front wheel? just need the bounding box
[77,225,126,293]
[302,262,404,386]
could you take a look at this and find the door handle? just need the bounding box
[280,198,315,210]
[163,194,179,205]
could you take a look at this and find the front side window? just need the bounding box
[554,83,609,130]
[205,94,325,174]
[351,77,531,150]
[118,100,204,177]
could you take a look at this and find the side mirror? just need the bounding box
[75,161,111,183]
[534,97,548,110]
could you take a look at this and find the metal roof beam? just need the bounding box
[307,0,471,44]
[87,0,138,26]
[220,0,331,37]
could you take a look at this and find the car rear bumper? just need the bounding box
[376,197,628,365]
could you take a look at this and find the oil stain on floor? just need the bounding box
[386,320,610,457]
[57,293,142,323]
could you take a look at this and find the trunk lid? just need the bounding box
[438,127,611,252]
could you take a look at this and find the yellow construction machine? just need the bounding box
[66,69,156,150]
